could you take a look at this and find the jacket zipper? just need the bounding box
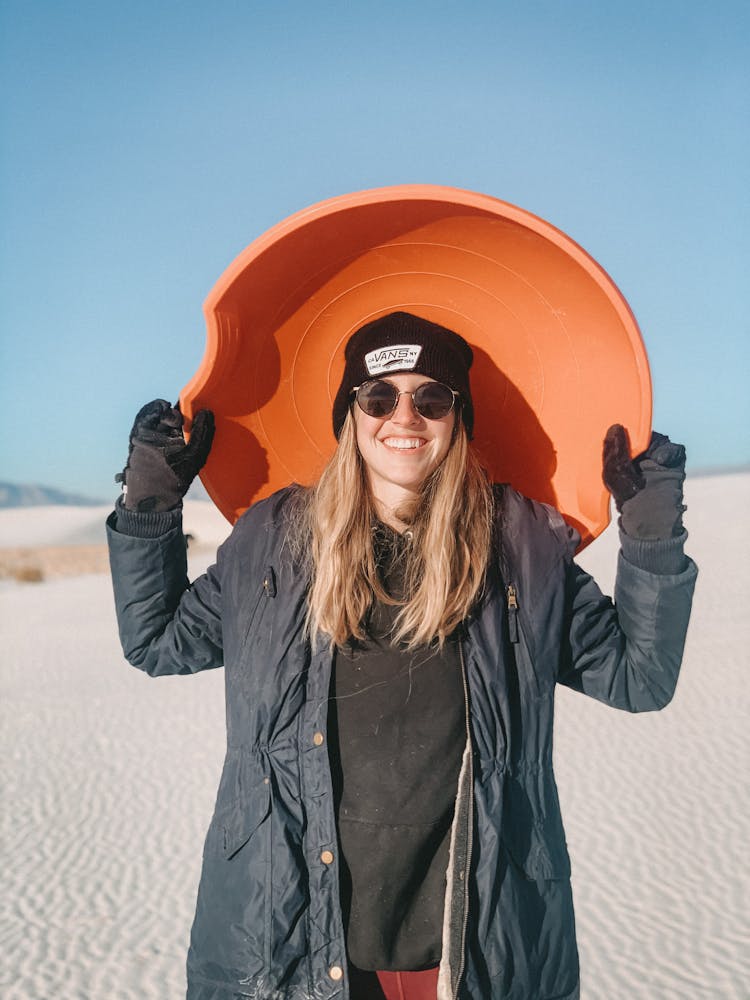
[506,584,519,644]
[496,487,520,648]
[454,641,474,999]
[241,567,276,646]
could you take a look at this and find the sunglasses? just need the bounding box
[351,379,459,421]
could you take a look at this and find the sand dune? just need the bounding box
[1,474,748,999]
[0,498,232,550]
[0,500,232,582]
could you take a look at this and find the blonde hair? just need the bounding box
[291,410,494,649]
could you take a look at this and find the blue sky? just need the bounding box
[1,1,748,499]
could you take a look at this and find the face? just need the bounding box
[353,373,456,516]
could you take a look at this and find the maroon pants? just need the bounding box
[348,965,439,1000]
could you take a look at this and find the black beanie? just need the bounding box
[332,312,475,439]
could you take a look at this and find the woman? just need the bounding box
[108,312,697,1000]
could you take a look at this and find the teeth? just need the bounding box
[383,438,424,450]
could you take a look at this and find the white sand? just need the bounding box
[0,499,232,549]
[1,475,748,999]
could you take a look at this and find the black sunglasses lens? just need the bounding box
[356,381,398,417]
[413,382,456,419]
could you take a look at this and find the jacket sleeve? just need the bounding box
[555,520,698,712]
[106,504,224,677]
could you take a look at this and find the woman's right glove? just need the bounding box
[116,399,215,512]
[602,424,687,540]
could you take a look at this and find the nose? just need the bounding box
[391,390,422,424]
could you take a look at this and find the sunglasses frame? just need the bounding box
[351,379,460,421]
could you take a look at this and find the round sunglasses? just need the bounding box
[351,379,459,421]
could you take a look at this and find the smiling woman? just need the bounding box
[107,310,697,1000]
[302,314,493,655]
[353,374,456,515]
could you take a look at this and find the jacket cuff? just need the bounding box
[619,526,689,575]
[112,496,183,538]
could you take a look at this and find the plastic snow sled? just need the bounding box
[180,185,651,548]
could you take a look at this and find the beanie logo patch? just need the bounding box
[365,344,422,376]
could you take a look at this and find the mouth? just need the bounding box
[381,437,427,451]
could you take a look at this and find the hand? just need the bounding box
[116,399,215,512]
[602,425,686,540]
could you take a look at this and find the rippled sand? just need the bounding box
[1,476,748,999]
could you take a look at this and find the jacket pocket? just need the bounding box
[501,775,571,880]
[240,565,277,649]
[502,824,571,881]
[204,778,272,860]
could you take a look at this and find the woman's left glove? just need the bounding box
[602,424,687,540]
[116,399,215,512]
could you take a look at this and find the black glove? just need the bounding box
[602,424,686,540]
[116,399,215,512]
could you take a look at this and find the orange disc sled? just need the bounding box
[180,185,651,548]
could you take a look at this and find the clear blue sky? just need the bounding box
[1,1,748,499]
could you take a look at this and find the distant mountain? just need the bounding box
[0,482,107,508]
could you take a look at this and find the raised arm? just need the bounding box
[557,426,698,711]
[107,399,222,677]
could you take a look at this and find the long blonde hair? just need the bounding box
[291,410,494,649]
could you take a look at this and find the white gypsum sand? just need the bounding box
[0,500,233,582]
[1,474,748,999]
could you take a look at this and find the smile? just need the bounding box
[381,437,426,450]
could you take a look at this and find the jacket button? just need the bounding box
[329,965,343,981]
[313,731,325,746]
[321,850,334,865]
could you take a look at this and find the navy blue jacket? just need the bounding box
[107,485,697,1000]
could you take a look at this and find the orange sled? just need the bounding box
[180,185,651,548]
